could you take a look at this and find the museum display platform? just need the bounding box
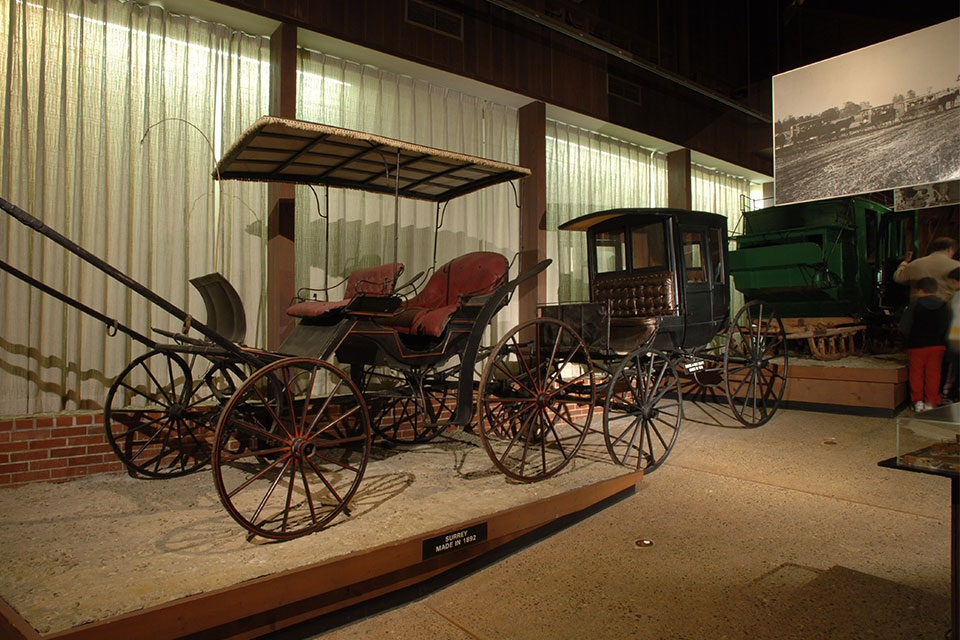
[0,430,640,640]
[682,354,908,417]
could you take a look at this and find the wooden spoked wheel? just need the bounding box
[212,357,370,540]
[602,349,682,474]
[362,365,457,444]
[723,301,789,427]
[477,318,595,482]
[104,351,244,478]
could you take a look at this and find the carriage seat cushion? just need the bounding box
[593,271,675,318]
[382,251,509,337]
[286,263,403,318]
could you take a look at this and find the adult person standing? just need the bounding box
[893,236,960,303]
[899,277,950,411]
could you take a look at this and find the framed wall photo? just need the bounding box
[773,18,960,205]
[893,180,960,211]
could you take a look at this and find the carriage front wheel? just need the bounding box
[602,349,682,474]
[723,301,789,427]
[477,317,595,482]
[212,357,371,540]
[104,350,244,478]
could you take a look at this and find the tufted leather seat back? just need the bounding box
[593,271,676,318]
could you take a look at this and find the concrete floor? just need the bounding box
[268,401,955,640]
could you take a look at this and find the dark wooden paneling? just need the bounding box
[213,0,769,174]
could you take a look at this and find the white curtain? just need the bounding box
[691,163,754,316]
[0,0,270,415]
[545,120,668,303]
[295,48,521,340]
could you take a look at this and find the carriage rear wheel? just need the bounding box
[212,357,370,540]
[104,350,244,478]
[477,318,595,482]
[723,301,789,427]
[602,349,682,473]
[362,365,457,444]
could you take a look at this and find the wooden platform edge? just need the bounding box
[0,595,40,640]
[19,470,641,640]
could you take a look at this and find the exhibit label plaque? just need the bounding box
[422,522,488,559]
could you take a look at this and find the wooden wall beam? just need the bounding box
[667,148,691,210]
[267,22,298,349]
[518,101,547,321]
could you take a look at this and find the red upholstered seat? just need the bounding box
[286,263,403,318]
[382,252,508,337]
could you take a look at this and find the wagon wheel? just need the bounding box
[362,364,457,444]
[477,318,595,482]
[104,351,245,478]
[212,357,370,540]
[602,349,682,473]
[723,301,789,427]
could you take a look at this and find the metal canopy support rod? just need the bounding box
[0,197,257,367]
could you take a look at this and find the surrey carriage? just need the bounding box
[0,117,598,540]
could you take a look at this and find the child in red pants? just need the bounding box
[900,277,951,411]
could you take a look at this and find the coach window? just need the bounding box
[595,230,626,273]
[708,227,724,283]
[630,222,667,269]
[682,230,706,283]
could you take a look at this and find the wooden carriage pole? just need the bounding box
[518,101,547,323]
[267,22,298,350]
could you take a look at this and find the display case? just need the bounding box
[896,402,960,473]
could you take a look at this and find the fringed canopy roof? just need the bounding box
[214,116,530,202]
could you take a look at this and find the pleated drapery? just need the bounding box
[545,120,669,303]
[0,0,270,414]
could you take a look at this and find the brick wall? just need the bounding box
[0,395,595,488]
[0,413,123,488]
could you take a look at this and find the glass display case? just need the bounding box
[896,402,960,474]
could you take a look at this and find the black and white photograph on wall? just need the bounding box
[893,180,960,211]
[773,18,960,206]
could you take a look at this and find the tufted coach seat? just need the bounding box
[592,270,676,351]
[593,270,676,318]
[286,263,404,318]
[381,251,509,337]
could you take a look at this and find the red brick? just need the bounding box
[67,435,105,446]
[50,446,86,458]
[67,454,103,467]
[53,426,87,437]
[31,458,69,471]
[11,450,48,463]
[87,444,114,455]
[75,413,95,425]
[13,418,34,430]
[0,454,6,464]
[34,417,54,428]
[12,470,51,484]
[28,438,67,450]
[0,441,29,453]
[12,429,51,442]
[50,467,86,480]
[0,462,29,474]
[0,420,13,432]
[0,473,10,485]
[0,432,10,442]
[55,415,74,426]
[86,424,106,436]
[87,462,123,474]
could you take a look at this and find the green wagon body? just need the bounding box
[729,197,917,321]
